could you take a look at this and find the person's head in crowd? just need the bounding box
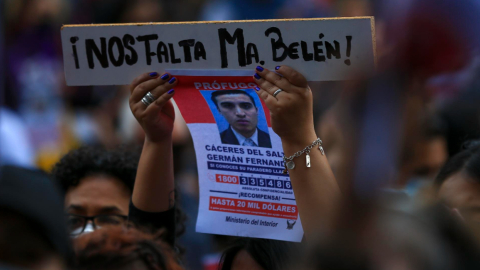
[0,165,70,270]
[73,226,182,270]
[120,0,166,23]
[434,140,480,239]
[212,90,259,139]
[52,145,139,235]
[219,238,296,270]
[335,0,372,17]
[398,114,448,190]
[301,204,480,270]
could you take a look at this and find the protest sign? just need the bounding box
[172,72,304,241]
[61,17,376,86]
[60,17,377,241]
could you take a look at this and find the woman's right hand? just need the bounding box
[253,66,317,150]
[129,72,178,143]
[254,66,340,239]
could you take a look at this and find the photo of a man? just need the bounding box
[210,90,272,148]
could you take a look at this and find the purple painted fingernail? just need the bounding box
[168,89,175,94]
[255,87,260,91]
[161,73,169,80]
[254,73,261,80]
[275,66,281,70]
[149,72,158,77]
[256,66,264,72]
[168,77,176,84]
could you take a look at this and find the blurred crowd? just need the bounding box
[2,0,480,270]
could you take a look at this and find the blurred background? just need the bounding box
[2,0,480,269]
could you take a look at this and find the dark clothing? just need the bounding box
[128,201,176,247]
[220,126,272,148]
[0,166,70,259]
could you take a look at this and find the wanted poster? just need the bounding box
[173,73,303,242]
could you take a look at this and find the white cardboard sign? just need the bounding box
[61,18,376,86]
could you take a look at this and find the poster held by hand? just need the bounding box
[59,17,377,242]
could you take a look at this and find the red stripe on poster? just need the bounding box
[209,196,298,220]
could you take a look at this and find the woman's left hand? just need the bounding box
[128,72,177,143]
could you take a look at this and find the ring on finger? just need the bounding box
[273,89,284,98]
[141,96,152,107]
[142,92,155,107]
[146,91,155,101]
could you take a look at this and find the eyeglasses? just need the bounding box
[66,214,128,235]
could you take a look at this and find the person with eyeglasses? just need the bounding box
[53,72,180,246]
[54,146,142,236]
[67,213,129,236]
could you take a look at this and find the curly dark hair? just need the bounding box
[73,226,183,270]
[219,238,299,270]
[435,140,480,187]
[51,145,141,194]
[51,145,187,244]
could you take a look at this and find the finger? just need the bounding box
[148,76,177,101]
[135,76,177,113]
[131,74,175,103]
[131,83,175,117]
[129,72,160,93]
[254,66,301,93]
[274,65,308,88]
[253,72,281,96]
[254,86,277,110]
[144,89,176,119]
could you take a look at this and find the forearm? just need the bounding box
[282,131,341,239]
[132,137,175,212]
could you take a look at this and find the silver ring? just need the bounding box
[142,92,155,106]
[273,89,283,98]
[146,92,155,101]
[141,97,152,107]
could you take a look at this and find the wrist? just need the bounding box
[281,130,318,156]
[144,135,173,146]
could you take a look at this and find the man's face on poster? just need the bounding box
[216,93,258,137]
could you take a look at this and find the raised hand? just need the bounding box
[253,65,317,150]
[253,65,340,239]
[129,72,177,214]
[129,72,177,143]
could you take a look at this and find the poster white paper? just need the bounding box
[61,18,376,85]
[173,73,304,242]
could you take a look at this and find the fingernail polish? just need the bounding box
[254,73,261,80]
[256,66,264,72]
[168,89,175,94]
[149,72,158,77]
[161,73,169,80]
[168,77,176,84]
[255,87,260,91]
[275,66,280,70]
